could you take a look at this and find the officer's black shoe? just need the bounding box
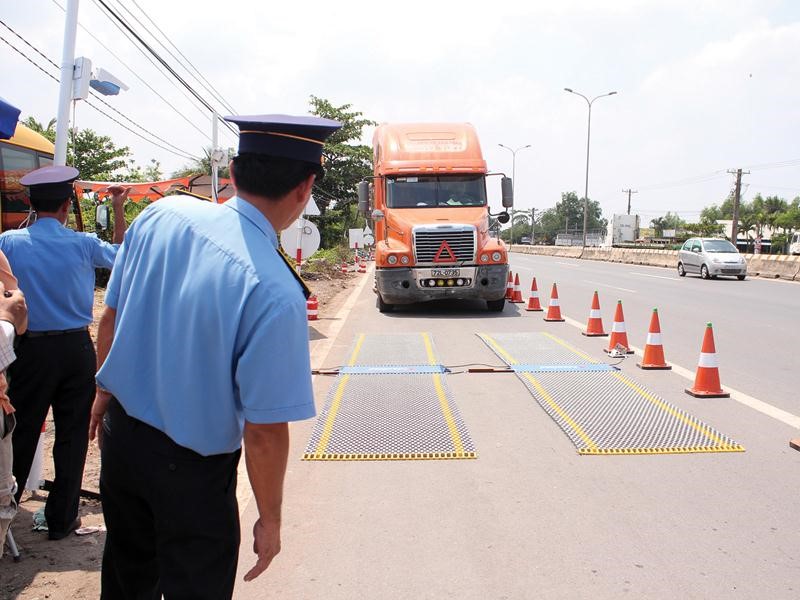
[48,517,81,540]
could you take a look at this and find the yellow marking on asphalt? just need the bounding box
[311,334,365,457]
[612,373,744,451]
[521,372,599,453]
[482,333,598,452]
[422,332,437,365]
[541,332,600,363]
[481,334,519,365]
[424,332,467,456]
[433,373,466,455]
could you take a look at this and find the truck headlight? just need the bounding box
[387,255,398,265]
[481,253,489,262]
[400,255,409,265]
[492,251,502,262]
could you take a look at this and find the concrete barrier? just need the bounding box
[509,245,800,281]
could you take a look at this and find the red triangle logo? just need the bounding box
[433,241,457,263]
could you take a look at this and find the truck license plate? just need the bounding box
[431,269,460,277]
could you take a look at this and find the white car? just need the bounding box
[677,238,747,280]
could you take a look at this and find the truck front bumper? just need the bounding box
[375,265,509,305]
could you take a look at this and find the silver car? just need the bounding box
[678,238,747,280]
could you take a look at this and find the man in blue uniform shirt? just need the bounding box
[0,165,127,541]
[91,114,341,599]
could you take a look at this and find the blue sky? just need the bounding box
[3,0,799,225]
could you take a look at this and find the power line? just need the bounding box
[127,0,238,115]
[92,0,238,138]
[636,170,728,191]
[50,0,215,144]
[0,27,198,161]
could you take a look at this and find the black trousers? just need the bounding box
[100,398,241,600]
[10,330,96,537]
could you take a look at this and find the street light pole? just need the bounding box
[498,143,531,245]
[564,88,617,247]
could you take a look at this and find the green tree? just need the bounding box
[650,212,685,236]
[67,128,130,180]
[22,116,56,142]
[115,158,163,183]
[172,147,232,178]
[308,95,376,248]
[535,192,606,243]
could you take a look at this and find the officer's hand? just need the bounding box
[243,517,281,582]
[89,389,112,449]
[106,185,130,209]
[0,283,28,335]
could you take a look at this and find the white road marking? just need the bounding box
[556,262,580,267]
[561,312,800,430]
[583,280,638,293]
[632,272,676,281]
[237,266,374,516]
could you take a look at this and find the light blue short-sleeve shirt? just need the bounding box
[0,218,118,331]
[95,196,315,456]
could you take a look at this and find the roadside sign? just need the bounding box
[281,218,320,259]
[363,233,375,246]
[349,228,364,248]
[305,196,320,216]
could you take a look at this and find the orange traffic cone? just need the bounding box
[525,278,543,311]
[340,261,349,274]
[511,273,524,303]
[582,291,608,337]
[358,259,366,274]
[543,283,565,322]
[604,300,633,354]
[637,308,671,370]
[306,295,319,321]
[505,271,514,300]
[685,323,730,398]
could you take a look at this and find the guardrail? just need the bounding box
[509,245,800,281]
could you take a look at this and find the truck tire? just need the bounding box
[486,298,505,312]
[377,294,394,313]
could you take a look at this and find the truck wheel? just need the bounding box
[377,294,394,313]
[486,298,505,312]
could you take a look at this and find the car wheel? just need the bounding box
[737,275,746,281]
[486,298,505,312]
[677,262,686,277]
[700,264,710,280]
[377,294,394,313]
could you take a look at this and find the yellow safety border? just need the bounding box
[481,332,744,455]
[303,333,477,461]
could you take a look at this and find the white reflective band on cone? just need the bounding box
[612,322,626,332]
[590,309,601,318]
[550,299,560,306]
[646,332,662,345]
[698,352,718,368]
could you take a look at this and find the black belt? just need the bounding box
[26,327,88,338]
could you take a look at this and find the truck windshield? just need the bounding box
[386,175,486,208]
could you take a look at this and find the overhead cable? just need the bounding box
[0,28,198,161]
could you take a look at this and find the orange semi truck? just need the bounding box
[358,122,513,312]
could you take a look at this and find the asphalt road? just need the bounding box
[234,258,800,600]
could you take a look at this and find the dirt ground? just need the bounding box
[0,269,359,600]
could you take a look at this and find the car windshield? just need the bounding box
[703,240,737,253]
[386,175,487,208]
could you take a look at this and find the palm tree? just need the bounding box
[22,116,56,142]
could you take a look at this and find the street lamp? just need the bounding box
[498,143,531,244]
[563,88,617,247]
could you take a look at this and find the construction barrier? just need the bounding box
[307,295,319,321]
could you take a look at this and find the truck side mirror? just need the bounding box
[96,204,109,230]
[501,177,513,208]
[357,181,370,216]
[497,211,510,224]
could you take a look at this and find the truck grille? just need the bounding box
[413,226,476,264]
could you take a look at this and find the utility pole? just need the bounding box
[530,208,535,244]
[727,169,749,245]
[622,188,638,215]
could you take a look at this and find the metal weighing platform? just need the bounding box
[478,332,744,455]
[303,333,476,461]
